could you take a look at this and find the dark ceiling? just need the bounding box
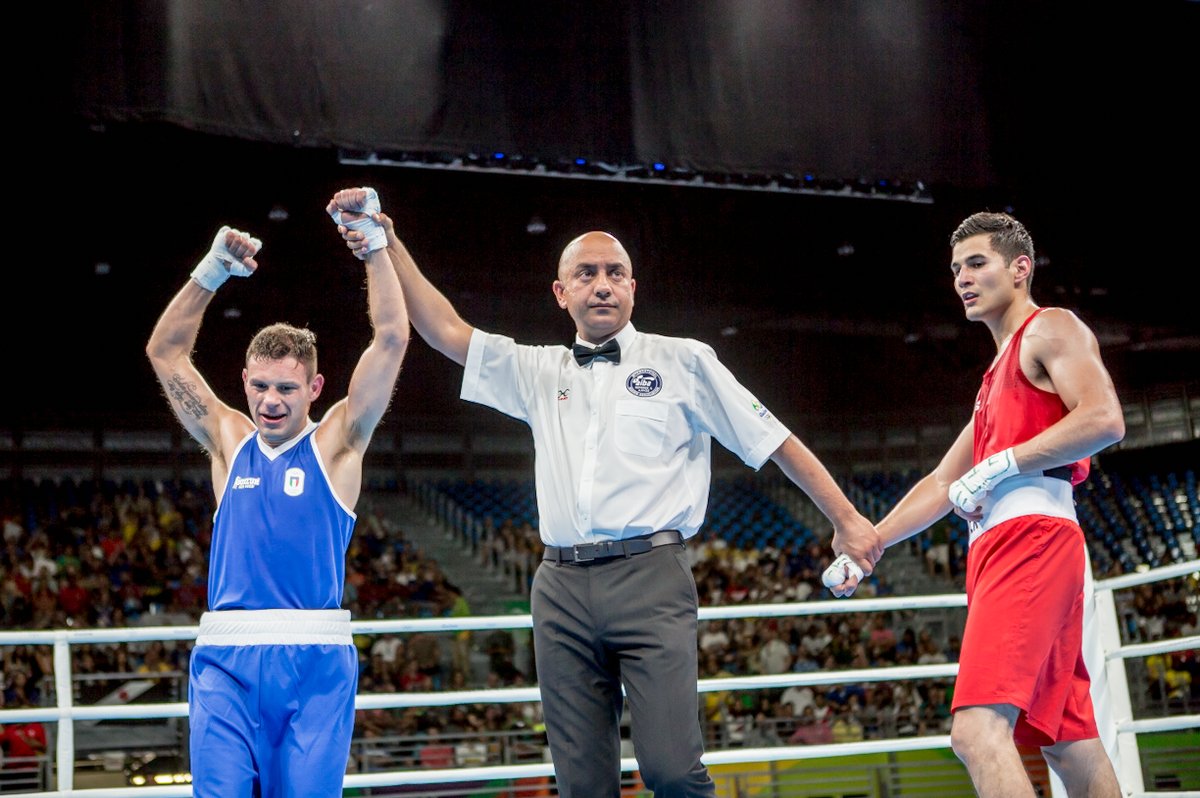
[9,121,1196,442]
[6,2,1198,441]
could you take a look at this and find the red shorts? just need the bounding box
[952,514,1099,747]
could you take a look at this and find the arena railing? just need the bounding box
[0,559,1196,798]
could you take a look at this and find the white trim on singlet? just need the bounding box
[968,473,1077,546]
[196,608,352,646]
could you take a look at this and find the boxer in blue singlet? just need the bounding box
[147,189,409,797]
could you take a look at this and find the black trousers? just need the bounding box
[530,544,715,798]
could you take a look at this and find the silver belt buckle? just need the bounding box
[572,543,597,563]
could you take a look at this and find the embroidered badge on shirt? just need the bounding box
[626,369,663,397]
[752,401,771,419]
[557,389,570,401]
[284,467,306,497]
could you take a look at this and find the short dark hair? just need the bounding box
[246,323,318,379]
[950,211,1036,289]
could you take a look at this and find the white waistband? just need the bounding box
[968,474,1077,546]
[196,609,352,647]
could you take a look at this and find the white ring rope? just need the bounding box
[1093,560,1199,591]
[1119,714,1199,735]
[1110,636,1200,662]
[0,559,1195,796]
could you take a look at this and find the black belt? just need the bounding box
[1044,466,1072,482]
[543,530,684,565]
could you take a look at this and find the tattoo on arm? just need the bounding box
[166,373,209,420]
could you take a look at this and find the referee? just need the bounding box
[328,192,880,798]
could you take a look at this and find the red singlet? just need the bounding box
[954,307,1100,746]
[972,307,1089,484]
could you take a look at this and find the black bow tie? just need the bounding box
[573,338,621,367]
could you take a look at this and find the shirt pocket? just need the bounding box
[614,399,669,458]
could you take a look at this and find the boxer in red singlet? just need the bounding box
[826,212,1125,797]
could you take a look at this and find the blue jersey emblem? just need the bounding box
[626,368,663,397]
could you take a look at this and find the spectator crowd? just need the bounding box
[1,473,1196,779]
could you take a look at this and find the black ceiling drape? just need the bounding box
[64,0,1002,187]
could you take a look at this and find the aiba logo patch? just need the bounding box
[626,368,663,397]
[284,467,306,497]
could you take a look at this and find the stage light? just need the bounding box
[336,149,930,203]
[563,157,620,176]
[665,166,697,182]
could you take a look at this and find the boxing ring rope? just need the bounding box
[1,559,1196,797]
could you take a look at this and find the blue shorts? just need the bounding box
[189,611,358,798]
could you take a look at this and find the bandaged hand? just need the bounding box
[191,226,260,292]
[822,553,865,590]
[948,447,1019,513]
[327,187,387,256]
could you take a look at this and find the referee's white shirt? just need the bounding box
[461,323,791,547]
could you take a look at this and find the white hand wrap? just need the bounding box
[948,446,1020,513]
[191,226,260,292]
[328,187,387,255]
[822,553,865,589]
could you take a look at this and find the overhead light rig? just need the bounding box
[338,149,932,204]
